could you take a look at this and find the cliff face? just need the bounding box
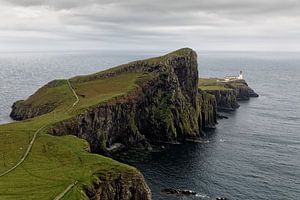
[10,100,53,120]
[202,89,239,111]
[86,171,151,200]
[50,50,215,153]
[198,90,217,130]
[227,80,259,100]
[10,80,68,120]
[11,48,217,154]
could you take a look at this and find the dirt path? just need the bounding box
[67,79,79,107]
[53,80,80,199]
[54,181,78,200]
[0,125,45,178]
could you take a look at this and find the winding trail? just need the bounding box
[53,80,80,200]
[0,125,46,178]
[66,79,79,107]
[54,181,78,200]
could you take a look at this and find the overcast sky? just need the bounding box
[0,0,299,51]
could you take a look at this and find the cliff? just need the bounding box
[198,90,217,130]
[86,170,151,200]
[11,48,217,154]
[199,78,258,111]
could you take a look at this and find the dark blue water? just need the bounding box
[0,50,299,199]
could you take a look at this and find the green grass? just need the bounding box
[0,72,148,200]
[143,47,194,63]
[70,48,194,83]
[199,85,232,91]
[73,73,146,111]
[198,78,233,91]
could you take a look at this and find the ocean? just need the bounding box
[0,50,299,200]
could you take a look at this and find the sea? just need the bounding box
[0,50,299,200]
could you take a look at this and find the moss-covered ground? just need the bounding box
[0,72,148,200]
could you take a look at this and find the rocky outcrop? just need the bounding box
[202,80,258,111]
[86,171,151,200]
[226,80,259,100]
[10,80,66,120]
[10,100,55,120]
[161,188,197,196]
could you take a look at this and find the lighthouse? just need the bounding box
[238,71,243,80]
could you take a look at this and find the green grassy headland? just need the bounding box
[0,72,148,200]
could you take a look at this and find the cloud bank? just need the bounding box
[0,0,299,51]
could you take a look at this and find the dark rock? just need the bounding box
[217,113,228,119]
[10,100,56,120]
[202,89,239,111]
[216,197,228,200]
[85,171,151,200]
[225,80,259,100]
[198,90,217,132]
[161,188,197,196]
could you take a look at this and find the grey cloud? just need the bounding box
[3,0,300,14]
[0,0,299,51]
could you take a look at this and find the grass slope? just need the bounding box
[0,72,148,200]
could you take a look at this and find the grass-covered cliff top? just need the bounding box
[71,48,194,83]
[199,78,233,91]
[0,71,146,199]
[198,78,249,91]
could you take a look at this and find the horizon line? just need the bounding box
[1,48,300,54]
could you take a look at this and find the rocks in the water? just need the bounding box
[216,197,228,200]
[106,143,126,153]
[161,188,197,196]
[217,113,228,119]
[162,188,229,200]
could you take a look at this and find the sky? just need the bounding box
[0,0,299,52]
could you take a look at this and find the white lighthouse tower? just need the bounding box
[238,71,243,80]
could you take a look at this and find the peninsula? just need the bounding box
[0,48,257,200]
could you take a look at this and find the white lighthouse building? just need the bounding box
[238,71,243,80]
[224,71,243,82]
